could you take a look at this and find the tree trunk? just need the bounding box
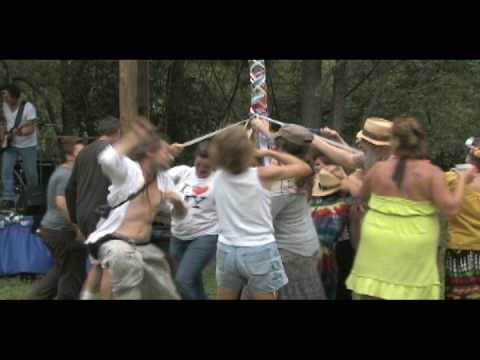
[333,60,348,131]
[61,60,75,135]
[137,60,151,119]
[301,60,322,128]
[266,60,279,118]
[165,60,186,142]
[0,60,10,84]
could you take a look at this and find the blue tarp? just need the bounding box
[0,217,54,276]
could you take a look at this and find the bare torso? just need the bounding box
[115,181,165,243]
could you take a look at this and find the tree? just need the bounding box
[301,60,323,128]
[332,60,348,131]
[165,60,187,142]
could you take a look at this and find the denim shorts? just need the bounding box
[216,242,288,293]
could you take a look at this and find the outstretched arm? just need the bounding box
[312,135,361,171]
[99,118,155,185]
[320,127,349,146]
[113,118,154,156]
[158,174,188,220]
[164,192,188,220]
[341,170,365,198]
[257,149,312,189]
[431,167,475,217]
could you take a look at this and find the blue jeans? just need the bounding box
[169,235,218,300]
[1,146,38,201]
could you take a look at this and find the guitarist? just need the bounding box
[1,84,39,210]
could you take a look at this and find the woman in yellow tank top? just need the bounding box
[444,138,480,299]
[346,117,476,300]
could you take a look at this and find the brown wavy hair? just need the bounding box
[195,141,211,159]
[274,136,314,192]
[210,126,254,175]
[130,132,166,162]
[391,116,428,189]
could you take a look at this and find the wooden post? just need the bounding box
[119,60,138,132]
[119,60,151,131]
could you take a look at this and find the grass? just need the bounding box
[0,221,449,300]
[0,263,217,300]
[0,277,34,300]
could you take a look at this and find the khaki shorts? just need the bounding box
[99,239,180,300]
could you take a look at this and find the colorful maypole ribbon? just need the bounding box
[249,60,275,165]
[249,60,269,117]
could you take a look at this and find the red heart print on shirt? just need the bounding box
[193,186,209,195]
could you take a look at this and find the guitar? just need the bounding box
[0,101,28,153]
[0,123,31,153]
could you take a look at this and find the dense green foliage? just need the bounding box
[1,60,477,168]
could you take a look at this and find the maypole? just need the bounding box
[181,60,361,155]
[249,60,274,165]
[249,60,269,117]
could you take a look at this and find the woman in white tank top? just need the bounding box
[241,124,326,300]
[210,126,312,300]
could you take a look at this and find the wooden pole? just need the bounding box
[119,60,138,132]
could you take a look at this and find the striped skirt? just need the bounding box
[241,249,326,300]
[276,249,326,300]
[445,249,480,300]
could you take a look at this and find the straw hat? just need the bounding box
[356,117,393,147]
[313,167,343,197]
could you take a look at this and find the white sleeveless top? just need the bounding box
[213,168,275,247]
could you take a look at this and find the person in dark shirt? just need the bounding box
[65,116,121,239]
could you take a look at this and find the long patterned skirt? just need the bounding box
[445,249,480,300]
[240,249,326,300]
[277,249,326,300]
[319,246,338,300]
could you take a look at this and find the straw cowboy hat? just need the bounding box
[313,167,345,197]
[356,117,393,147]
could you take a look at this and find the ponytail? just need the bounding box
[391,116,428,189]
[392,157,407,189]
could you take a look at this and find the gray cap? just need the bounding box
[273,124,313,146]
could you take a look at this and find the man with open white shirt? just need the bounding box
[85,118,187,300]
[1,84,39,209]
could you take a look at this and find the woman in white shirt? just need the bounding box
[168,142,218,300]
[211,126,312,300]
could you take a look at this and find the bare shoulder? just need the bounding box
[417,161,442,176]
[408,161,443,188]
[366,159,389,177]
